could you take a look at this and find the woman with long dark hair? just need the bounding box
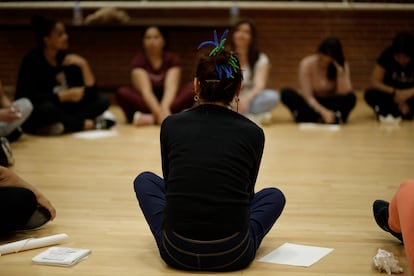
[133,30,285,271]
[281,37,356,124]
[229,19,280,124]
[15,16,114,135]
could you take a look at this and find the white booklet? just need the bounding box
[32,247,91,267]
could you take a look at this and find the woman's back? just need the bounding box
[161,104,264,239]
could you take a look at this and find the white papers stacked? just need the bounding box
[32,247,91,267]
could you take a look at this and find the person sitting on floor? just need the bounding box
[281,36,356,124]
[116,26,194,126]
[364,32,414,120]
[14,15,115,136]
[133,30,285,271]
[229,18,280,124]
[0,166,56,236]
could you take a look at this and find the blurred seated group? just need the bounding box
[0,15,413,273]
[0,16,413,143]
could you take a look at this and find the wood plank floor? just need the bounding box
[1,95,413,275]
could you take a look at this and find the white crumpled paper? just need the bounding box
[373,248,403,275]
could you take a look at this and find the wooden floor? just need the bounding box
[1,95,414,276]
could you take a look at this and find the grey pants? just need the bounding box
[247,89,279,115]
[0,98,33,136]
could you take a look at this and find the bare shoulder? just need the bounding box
[300,54,317,67]
[299,54,318,74]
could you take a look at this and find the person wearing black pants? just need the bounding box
[0,166,56,236]
[281,37,356,124]
[364,32,414,120]
[133,31,285,271]
[281,88,356,123]
[365,89,414,119]
[14,16,114,135]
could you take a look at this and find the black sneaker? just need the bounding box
[373,200,403,242]
[94,118,116,130]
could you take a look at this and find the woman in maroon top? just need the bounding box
[116,26,194,126]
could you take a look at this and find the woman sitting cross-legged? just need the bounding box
[116,26,194,126]
[14,16,115,135]
[364,32,414,120]
[281,37,356,124]
[133,30,286,271]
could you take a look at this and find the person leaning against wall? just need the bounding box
[364,32,414,121]
[229,18,280,125]
[116,26,194,127]
[14,16,115,136]
[281,36,356,124]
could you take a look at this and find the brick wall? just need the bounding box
[0,6,413,95]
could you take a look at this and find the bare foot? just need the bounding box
[133,111,155,126]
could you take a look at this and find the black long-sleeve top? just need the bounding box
[15,48,64,104]
[14,48,95,104]
[160,104,264,240]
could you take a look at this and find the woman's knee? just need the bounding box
[347,92,357,108]
[267,187,286,209]
[13,98,33,117]
[398,180,414,193]
[281,88,300,105]
[250,90,279,114]
[6,187,37,212]
[257,187,286,213]
[116,86,134,102]
[134,172,151,191]
[133,171,161,196]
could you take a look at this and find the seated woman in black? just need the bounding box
[364,32,414,120]
[133,30,285,271]
[14,16,114,135]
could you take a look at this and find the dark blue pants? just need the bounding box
[133,171,285,271]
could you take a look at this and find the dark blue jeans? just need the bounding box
[133,171,285,271]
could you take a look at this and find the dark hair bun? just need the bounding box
[212,51,231,65]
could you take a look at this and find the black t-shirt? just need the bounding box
[160,104,264,240]
[15,48,88,104]
[377,47,414,89]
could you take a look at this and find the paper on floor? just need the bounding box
[258,242,334,267]
[73,130,118,139]
[299,123,340,131]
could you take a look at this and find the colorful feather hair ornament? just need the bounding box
[197,29,239,79]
